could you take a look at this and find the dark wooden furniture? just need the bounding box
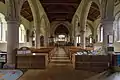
[73,55,110,72]
[0,52,7,68]
[16,53,48,69]
[16,47,55,69]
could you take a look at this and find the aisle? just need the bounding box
[19,47,99,80]
[49,47,71,66]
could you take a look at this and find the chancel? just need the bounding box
[0,0,120,80]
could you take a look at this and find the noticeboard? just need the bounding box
[17,47,31,54]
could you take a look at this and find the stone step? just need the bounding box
[52,56,69,58]
[50,59,71,63]
[51,58,70,61]
[53,54,68,57]
[50,63,71,66]
[51,57,69,59]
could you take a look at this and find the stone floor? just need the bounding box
[19,47,99,80]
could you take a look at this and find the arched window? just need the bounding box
[76,36,81,43]
[113,20,118,41]
[100,26,103,42]
[113,17,120,42]
[97,24,103,42]
[117,18,120,42]
[0,13,7,42]
[0,13,27,43]
[19,24,26,43]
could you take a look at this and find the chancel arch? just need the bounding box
[51,21,71,36]
[54,24,69,46]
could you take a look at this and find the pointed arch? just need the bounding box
[0,13,7,42]
[97,24,103,42]
[19,24,26,43]
[79,0,101,30]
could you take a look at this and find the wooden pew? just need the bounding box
[73,55,110,72]
[16,47,55,69]
[69,46,94,61]
[16,53,48,69]
[68,46,110,72]
[30,47,56,62]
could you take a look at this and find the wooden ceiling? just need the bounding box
[40,0,82,22]
[88,2,100,21]
[20,1,33,22]
[0,0,100,22]
[0,0,33,22]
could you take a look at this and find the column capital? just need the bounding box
[101,17,115,22]
[7,20,20,26]
[101,18,114,25]
[7,20,19,23]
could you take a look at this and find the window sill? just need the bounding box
[19,42,26,43]
[96,41,103,43]
[0,41,7,43]
[116,41,120,42]
[0,41,26,43]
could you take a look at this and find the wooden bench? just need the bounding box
[30,47,56,61]
[16,47,55,69]
[16,53,48,69]
[74,55,110,72]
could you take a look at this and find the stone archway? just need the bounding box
[54,24,70,46]
[54,24,69,35]
[51,21,71,36]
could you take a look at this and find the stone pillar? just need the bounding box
[7,20,19,65]
[35,27,40,48]
[80,30,86,48]
[3,0,21,68]
[102,20,114,52]
[101,0,115,53]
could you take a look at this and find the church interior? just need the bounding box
[0,0,120,80]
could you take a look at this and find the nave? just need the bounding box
[19,47,98,80]
[0,0,120,80]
